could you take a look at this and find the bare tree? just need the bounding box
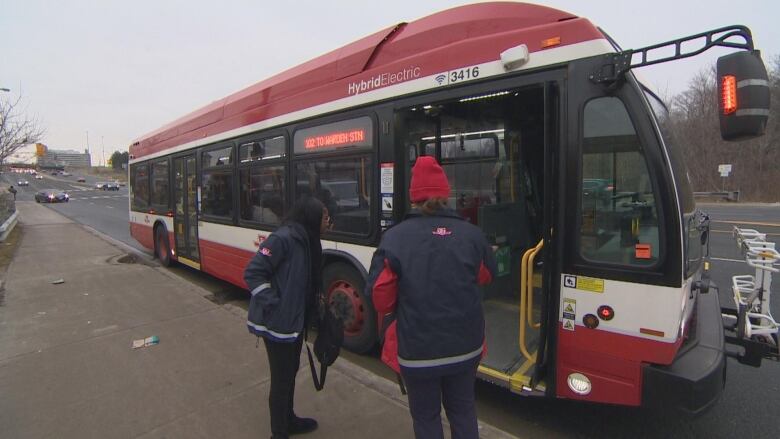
[666,58,780,201]
[0,94,45,167]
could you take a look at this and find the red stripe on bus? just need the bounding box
[199,239,254,289]
[130,222,154,251]
[555,323,683,405]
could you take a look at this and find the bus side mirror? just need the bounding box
[717,51,770,141]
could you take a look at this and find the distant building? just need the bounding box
[38,149,91,168]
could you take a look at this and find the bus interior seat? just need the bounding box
[478,201,532,301]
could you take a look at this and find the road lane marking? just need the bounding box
[712,229,780,237]
[711,220,780,227]
[106,205,114,209]
[711,257,749,264]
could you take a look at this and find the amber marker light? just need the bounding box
[541,36,561,49]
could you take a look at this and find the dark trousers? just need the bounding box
[401,361,480,439]
[263,336,303,438]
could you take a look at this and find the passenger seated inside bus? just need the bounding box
[251,194,283,224]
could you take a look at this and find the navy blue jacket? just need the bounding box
[244,223,312,342]
[367,208,496,372]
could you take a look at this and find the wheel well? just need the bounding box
[322,250,368,281]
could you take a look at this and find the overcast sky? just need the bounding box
[2,0,778,164]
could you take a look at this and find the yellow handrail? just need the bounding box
[519,239,544,361]
[519,245,534,361]
[526,239,544,329]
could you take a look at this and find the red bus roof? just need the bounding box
[131,2,605,160]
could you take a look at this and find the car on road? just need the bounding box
[35,175,43,180]
[582,178,614,209]
[95,181,120,191]
[61,172,71,177]
[17,180,29,186]
[77,176,86,182]
[34,189,69,203]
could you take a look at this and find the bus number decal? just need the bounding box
[449,67,479,84]
[435,66,481,87]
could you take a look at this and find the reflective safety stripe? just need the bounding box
[398,345,483,368]
[735,108,770,117]
[250,282,271,296]
[246,320,299,340]
[737,79,769,88]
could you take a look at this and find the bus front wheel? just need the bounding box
[154,225,172,267]
[323,262,376,354]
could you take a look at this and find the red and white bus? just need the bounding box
[129,2,773,413]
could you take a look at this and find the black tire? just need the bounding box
[322,262,377,353]
[154,224,172,267]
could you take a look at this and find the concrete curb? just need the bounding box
[0,210,19,242]
[77,222,159,267]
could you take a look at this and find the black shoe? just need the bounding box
[288,416,318,435]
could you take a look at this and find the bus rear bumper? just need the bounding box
[641,290,725,415]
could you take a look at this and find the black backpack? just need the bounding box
[306,305,344,391]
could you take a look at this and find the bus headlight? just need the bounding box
[567,373,592,395]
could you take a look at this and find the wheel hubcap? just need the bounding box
[327,280,364,336]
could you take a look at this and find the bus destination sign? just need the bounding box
[304,129,366,150]
[294,116,373,154]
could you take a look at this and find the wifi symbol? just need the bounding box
[435,74,446,85]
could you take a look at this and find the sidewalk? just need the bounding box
[0,202,516,439]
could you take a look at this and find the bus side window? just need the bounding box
[579,97,661,266]
[131,163,150,211]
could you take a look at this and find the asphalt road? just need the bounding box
[8,177,779,438]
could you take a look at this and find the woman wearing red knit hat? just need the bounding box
[367,155,497,439]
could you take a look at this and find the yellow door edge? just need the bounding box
[478,358,542,394]
[177,257,201,270]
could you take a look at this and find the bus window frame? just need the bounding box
[390,68,565,218]
[640,85,703,279]
[290,111,379,244]
[149,157,171,213]
[199,141,237,225]
[565,61,681,288]
[577,95,665,270]
[236,130,289,230]
[130,161,151,212]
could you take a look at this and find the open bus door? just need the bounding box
[395,76,562,394]
[475,80,559,395]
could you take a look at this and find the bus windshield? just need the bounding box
[641,84,695,215]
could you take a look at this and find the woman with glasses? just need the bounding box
[244,196,330,439]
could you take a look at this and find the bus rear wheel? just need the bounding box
[323,262,376,354]
[154,225,172,267]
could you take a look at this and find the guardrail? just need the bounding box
[693,190,741,202]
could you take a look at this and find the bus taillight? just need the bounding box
[721,75,738,115]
